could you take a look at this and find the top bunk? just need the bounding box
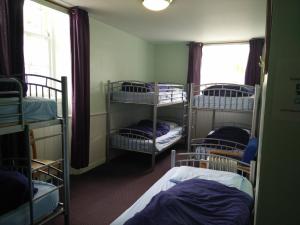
[0,74,68,135]
[108,80,187,107]
[189,83,260,112]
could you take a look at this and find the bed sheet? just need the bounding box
[0,97,57,123]
[193,95,254,111]
[111,127,183,153]
[0,180,59,225]
[111,166,253,225]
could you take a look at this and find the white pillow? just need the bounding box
[169,166,244,190]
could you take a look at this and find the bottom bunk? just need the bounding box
[0,180,60,225]
[111,151,255,225]
[0,157,66,225]
[110,120,184,154]
[190,125,258,163]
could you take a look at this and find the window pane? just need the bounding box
[24,0,71,107]
[201,44,249,85]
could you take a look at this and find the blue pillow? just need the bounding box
[242,138,258,164]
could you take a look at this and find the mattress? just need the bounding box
[111,166,253,225]
[111,90,186,105]
[0,180,59,225]
[0,97,57,123]
[193,95,254,111]
[111,126,183,153]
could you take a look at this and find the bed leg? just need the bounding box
[64,213,70,225]
[250,160,256,184]
[151,152,155,170]
[171,150,176,168]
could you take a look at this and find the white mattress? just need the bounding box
[111,90,186,105]
[110,127,183,153]
[193,95,254,111]
[111,166,253,225]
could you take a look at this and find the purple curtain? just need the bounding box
[0,0,26,93]
[0,0,26,158]
[244,38,265,86]
[69,7,90,169]
[187,42,203,84]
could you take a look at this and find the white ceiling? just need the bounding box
[56,0,267,43]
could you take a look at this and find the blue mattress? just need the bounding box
[0,180,59,225]
[0,97,57,123]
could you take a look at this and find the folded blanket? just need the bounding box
[202,85,254,97]
[125,178,253,225]
[119,120,171,139]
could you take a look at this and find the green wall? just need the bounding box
[153,43,188,84]
[90,16,154,114]
[254,1,300,225]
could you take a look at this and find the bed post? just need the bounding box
[152,82,158,169]
[187,83,193,152]
[183,84,188,146]
[106,80,111,163]
[25,125,34,225]
[251,85,261,138]
[61,76,70,225]
[171,150,176,168]
[249,160,256,184]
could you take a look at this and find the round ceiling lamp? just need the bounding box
[143,0,173,11]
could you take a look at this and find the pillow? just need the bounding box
[169,166,246,191]
[242,138,258,164]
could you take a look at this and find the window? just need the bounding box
[200,44,249,84]
[23,0,71,101]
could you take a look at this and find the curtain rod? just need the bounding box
[204,40,249,45]
[187,40,248,46]
[187,37,265,46]
[44,0,70,10]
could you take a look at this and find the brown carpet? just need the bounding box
[46,145,183,225]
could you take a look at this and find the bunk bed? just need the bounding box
[111,149,256,225]
[107,80,188,168]
[187,83,261,156]
[0,74,69,225]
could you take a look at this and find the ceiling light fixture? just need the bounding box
[143,0,173,11]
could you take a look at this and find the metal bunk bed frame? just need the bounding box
[171,149,256,185]
[187,83,261,152]
[0,74,70,225]
[106,80,188,169]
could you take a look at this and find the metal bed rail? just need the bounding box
[110,124,184,155]
[191,137,247,150]
[191,83,256,112]
[110,128,153,154]
[0,78,24,127]
[171,150,256,184]
[25,74,64,118]
[108,80,187,106]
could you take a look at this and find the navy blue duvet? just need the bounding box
[125,179,253,225]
